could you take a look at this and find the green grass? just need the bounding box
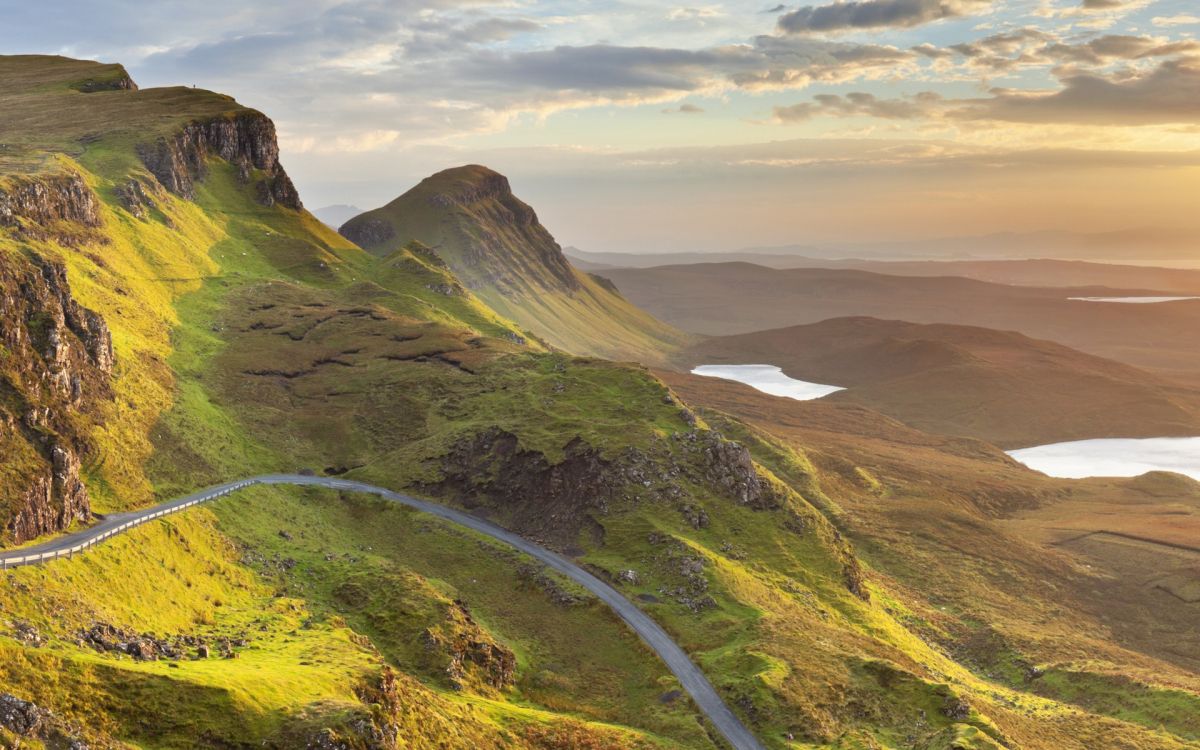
[4,53,1200,750]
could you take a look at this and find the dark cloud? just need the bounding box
[778,0,989,33]
[956,58,1200,125]
[458,37,914,95]
[1041,34,1200,65]
[663,103,706,114]
[1082,0,1124,8]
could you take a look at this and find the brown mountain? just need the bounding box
[602,262,1200,373]
[681,316,1200,448]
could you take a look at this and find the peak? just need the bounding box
[414,164,513,204]
[431,164,505,181]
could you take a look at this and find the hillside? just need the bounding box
[567,250,1200,294]
[340,165,691,364]
[602,263,1200,373]
[682,317,1200,448]
[659,368,1200,697]
[2,53,1200,750]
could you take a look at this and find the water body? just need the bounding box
[691,364,844,401]
[1008,437,1200,481]
[1068,296,1200,304]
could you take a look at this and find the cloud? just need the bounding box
[778,0,991,33]
[917,28,1199,72]
[455,37,915,101]
[666,6,726,22]
[1153,15,1200,27]
[1081,0,1123,8]
[774,91,942,121]
[460,18,542,43]
[955,57,1200,125]
[663,103,706,114]
[1040,34,1200,65]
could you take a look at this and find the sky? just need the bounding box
[4,0,1200,255]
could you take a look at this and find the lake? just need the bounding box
[691,364,844,401]
[1068,296,1200,304]
[1007,437,1200,481]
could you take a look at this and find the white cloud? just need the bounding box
[1153,15,1200,28]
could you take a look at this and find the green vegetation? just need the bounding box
[341,164,693,365]
[1,54,1198,750]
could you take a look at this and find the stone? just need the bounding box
[0,693,49,737]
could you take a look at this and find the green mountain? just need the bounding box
[339,165,692,364]
[0,54,1198,750]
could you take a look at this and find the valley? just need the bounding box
[0,52,1198,750]
[600,263,1200,373]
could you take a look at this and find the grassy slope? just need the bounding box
[0,57,685,749]
[339,165,693,366]
[661,369,1200,749]
[1,55,1197,750]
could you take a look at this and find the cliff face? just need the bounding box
[0,172,101,239]
[138,111,302,210]
[0,253,113,545]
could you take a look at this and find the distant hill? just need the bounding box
[567,251,1200,294]
[311,203,363,229]
[603,262,1200,373]
[681,317,1200,448]
[340,165,690,363]
[736,228,1200,263]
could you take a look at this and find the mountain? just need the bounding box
[566,250,1200,294]
[682,316,1200,447]
[340,165,691,363]
[602,262,1200,373]
[311,203,362,229]
[736,228,1200,262]
[3,53,1200,750]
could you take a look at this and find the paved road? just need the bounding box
[0,473,767,750]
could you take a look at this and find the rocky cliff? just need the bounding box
[0,253,113,545]
[0,171,102,242]
[138,111,302,210]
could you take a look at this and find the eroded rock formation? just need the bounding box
[0,254,113,545]
[0,172,101,237]
[137,111,302,209]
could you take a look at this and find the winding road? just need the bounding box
[0,473,767,750]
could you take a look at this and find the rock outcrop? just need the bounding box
[0,692,93,748]
[430,426,783,548]
[71,63,138,92]
[137,111,302,210]
[0,171,101,238]
[423,599,517,692]
[0,254,113,545]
